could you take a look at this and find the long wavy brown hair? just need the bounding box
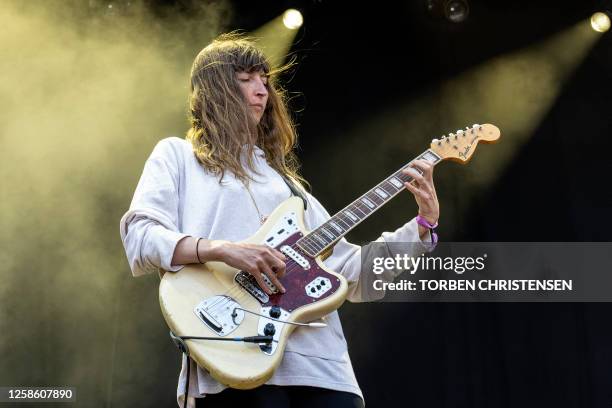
[186,32,307,188]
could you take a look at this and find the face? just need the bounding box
[235,70,269,124]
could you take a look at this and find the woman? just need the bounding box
[120,33,440,408]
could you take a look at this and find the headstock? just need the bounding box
[430,123,500,163]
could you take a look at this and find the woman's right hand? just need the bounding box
[207,240,287,294]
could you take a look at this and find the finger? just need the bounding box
[404,164,436,193]
[261,262,286,293]
[403,168,431,194]
[266,250,287,278]
[402,167,425,183]
[410,159,432,172]
[273,261,287,279]
[405,181,432,201]
[263,248,286,278]
[250,270,273,295]
[410,160,434,179]
[269,247,287,262]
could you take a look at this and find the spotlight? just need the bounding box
[444,0,469,23]
[426,0,470,24]
[282,9,303,30]
[590,11,611,32]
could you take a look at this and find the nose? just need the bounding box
[255,78,268,97]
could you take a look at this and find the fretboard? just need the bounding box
[295,149,442,258]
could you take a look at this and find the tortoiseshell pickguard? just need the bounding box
[262,232,341,312]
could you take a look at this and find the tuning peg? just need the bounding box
[456,130,464,137]
[432,138,439,144]
[472,123,481,130]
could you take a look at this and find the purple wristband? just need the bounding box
[416,215,438,245]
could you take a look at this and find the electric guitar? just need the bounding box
[159,123,501,389]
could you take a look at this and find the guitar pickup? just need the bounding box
[235,271,270,303]
[305,277,332,298]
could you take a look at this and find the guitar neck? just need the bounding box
[296,149,442,258]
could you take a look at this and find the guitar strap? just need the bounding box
[280,173,308,210]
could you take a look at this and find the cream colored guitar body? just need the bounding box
[159,197,349,389]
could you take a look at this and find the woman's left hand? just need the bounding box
[402,159,439,225]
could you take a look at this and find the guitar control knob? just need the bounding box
[264,323,276,336]
[269,306,281,318]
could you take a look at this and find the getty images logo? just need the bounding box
[372,253,488,275]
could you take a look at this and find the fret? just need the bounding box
[320,227,335,240]
[361,197,375,209]
[396,171,411,183]
[329,221,344,233]
[419,150,441,164]
[302,237,320,251]
[313,234,329,246]
[373,187,388,200]
[344,210,358,221]
[308,239,321,253]
[381,181,398,194]
[298,239,319,256]
[306,235,322,249]
[332,216,351,230]
[389,176,404,188]
[366,191,384,205]
[352,202,370,215]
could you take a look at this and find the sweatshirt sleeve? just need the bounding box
[304,193,436,302]
[119,139,190,277]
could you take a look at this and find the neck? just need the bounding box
[295,149,442,258]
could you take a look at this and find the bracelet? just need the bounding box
[416,215,438,245]
[196,238,204,264]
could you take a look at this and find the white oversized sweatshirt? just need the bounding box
[119,137,434,407]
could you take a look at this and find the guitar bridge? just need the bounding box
[194,295,244,336]
[235,271,270,303]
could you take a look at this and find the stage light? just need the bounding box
[282,9,303,30]
[426,0,470,24]
[590,12,611,32]
[251,9,303,67]
[445,0,469,23]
